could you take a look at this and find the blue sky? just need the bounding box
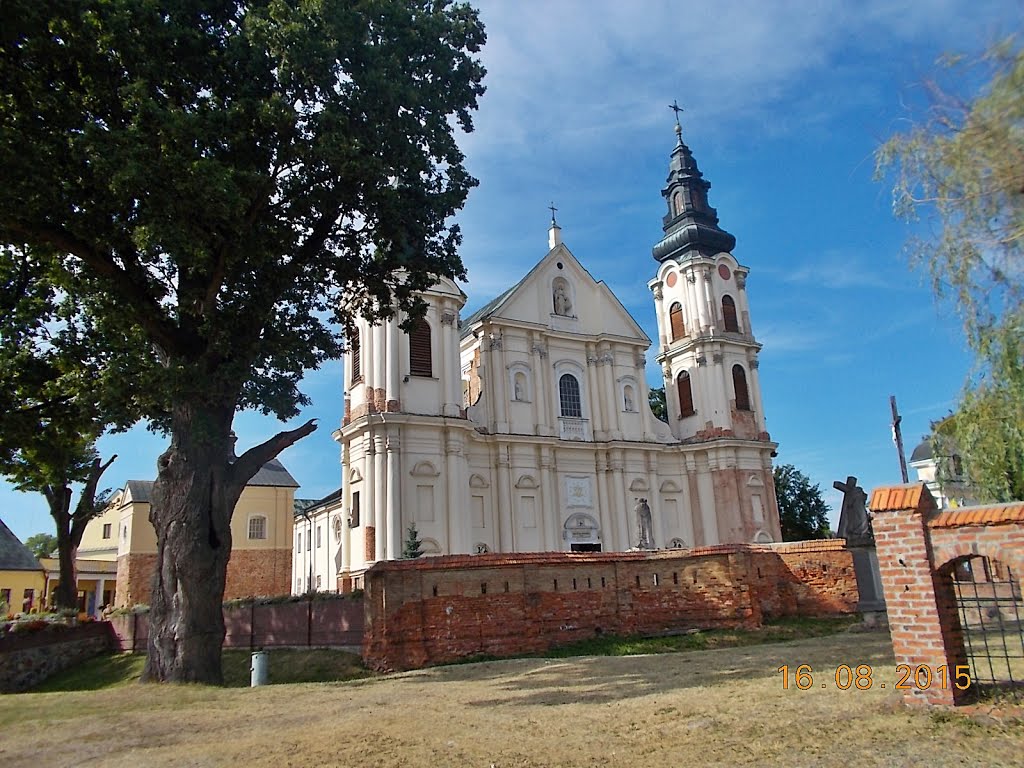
[2,0,1018,542]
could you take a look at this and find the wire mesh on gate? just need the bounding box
[953,557,1024,700]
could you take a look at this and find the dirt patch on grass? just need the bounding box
[2,632,1021,767]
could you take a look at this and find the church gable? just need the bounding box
[472,244,649,344]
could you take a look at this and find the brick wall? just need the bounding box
[363,544,858,671]
[870,484,1024,708]
[110,597,364,652]
[115,548,291,607]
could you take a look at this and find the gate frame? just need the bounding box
[870,484,1024,707]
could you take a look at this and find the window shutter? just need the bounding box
[677,371,695,417]
[350,333,362,382]
[669,302,685,340]
[732,364,750,411]
[722,295,739,332]
[409,319,432,377]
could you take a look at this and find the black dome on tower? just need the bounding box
[652,122,736,262]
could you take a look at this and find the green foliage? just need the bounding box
[648,387,668,422]
[0,0,487,431]
[403,523,423,559]
[876,39,1024,502]
[772,464,831,541]
[23,533,57,559]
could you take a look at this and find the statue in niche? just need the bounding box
[635,497,653,549]
[623,386,635,412]
[553,284,573,316]
[513,373,525,401]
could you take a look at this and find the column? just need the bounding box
[540,446,558,551]
[385,429,402,559]
[445,430,469,553]
[496,445,513,551]
[95,577,106,615]
[748,356,766,431]
[441,305,461,417]
[341,440,352,573]
[489,334,507,433]
[373,322,386,411]
[690,271,708,334]
[600,346,619,437]
[363,321,376,409]
[735,271,752,334]
[610,451,629,549]
[595,452,614,551]
[586,345,604,438]
[703,269,716,334]
[385,315,400,410]
[373,434,386,560]
[651,283,667,347]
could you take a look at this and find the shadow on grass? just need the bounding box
[32,648,372,692]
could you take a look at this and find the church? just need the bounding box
[329,121,782,591]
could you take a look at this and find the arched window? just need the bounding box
[409,318,432,377]
[248,515,267,540]
[732,364,751,411]
[673,190,684,216]
[669,302,685,340]
[350,332,362,383]
[558,374,582,418]
[676,371,695,417]
[722,295,739,332]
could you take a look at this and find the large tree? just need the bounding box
[0,251,121,610]
[876,39,1023,502]
[772,464,831,541]
[0,0,485,683]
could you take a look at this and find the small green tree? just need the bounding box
[402,524,424,559]
[773,464,831,541]
[876,39,1024,502]
[24,533,58,559]
[648,387,668,422]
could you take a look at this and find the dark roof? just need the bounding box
[126,480,154,503]
[246,458,299,488]
[0,518,43,572]
[121,459,299,505]
[295,487,343,517]
[910,439,933,463]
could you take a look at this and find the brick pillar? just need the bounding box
[870,483,970,706]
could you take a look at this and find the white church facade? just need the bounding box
[329,122,781,591]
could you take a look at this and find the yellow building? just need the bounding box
[79,459,299,608]
[0,518,45,614]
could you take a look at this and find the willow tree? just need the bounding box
[876,39,1023,502]
[0,0,485,682]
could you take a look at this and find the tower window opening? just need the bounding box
[350,332,362,383]
[733,364,751,411]
[677,371,695,418]
[669,302,685,340]
[722,295,739,333]
[409,318,433,377]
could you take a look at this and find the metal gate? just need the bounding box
[953,557,1024,700]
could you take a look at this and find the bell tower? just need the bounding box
[648,113,767,443]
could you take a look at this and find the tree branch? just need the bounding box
[230,419,318,490]
[5,219,185,356]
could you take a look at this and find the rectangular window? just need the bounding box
[248,516,267,540]
[351,491,361,527]
[23,588,34,612]
[316,575,322,589]
[316,525,322,549]
[307,530,311,551]
[297,533,302,553]
[0,588,10,609]
[296,578,302,592]
[102,523,112,539]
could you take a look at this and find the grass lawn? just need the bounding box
[2,628,1023,767]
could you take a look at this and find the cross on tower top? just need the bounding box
[668,100,684,127]
[548,201,558,224]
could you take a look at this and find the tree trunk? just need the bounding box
[48,486,77,610]
[142,403,240,685]
[141,403,318,684]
